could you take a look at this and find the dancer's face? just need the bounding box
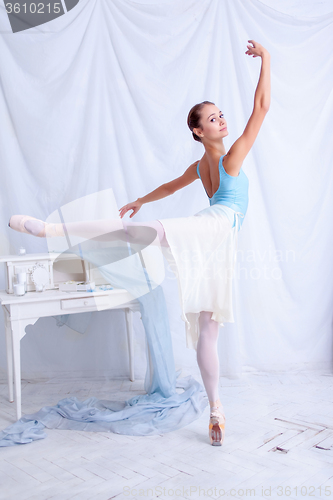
[194,104,228,142]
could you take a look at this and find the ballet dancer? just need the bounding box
[8,40,270,446]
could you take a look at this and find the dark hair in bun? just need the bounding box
[187,101,215,142]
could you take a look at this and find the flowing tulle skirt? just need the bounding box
[158,204,243,350]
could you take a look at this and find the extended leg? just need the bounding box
[11,215,170,247]
[124,220,169,248]
[24,218,124,239]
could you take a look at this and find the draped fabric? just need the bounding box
[1,0,333,390]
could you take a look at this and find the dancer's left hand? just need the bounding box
[245,40,268,58]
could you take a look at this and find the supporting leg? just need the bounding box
[196,311,220,403]
[196,311,225,446]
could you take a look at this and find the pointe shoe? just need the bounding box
[8,215,64,238]
[209,399,225,446]
[8,215,45,237]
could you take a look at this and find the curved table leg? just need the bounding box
[3,307,13,403]
[11,317,39,420]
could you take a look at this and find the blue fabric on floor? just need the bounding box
[0,231,207,446]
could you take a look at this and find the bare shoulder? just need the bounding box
[186,159,201,179]
[185,158,204,179]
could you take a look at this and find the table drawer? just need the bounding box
[60,296,110,310]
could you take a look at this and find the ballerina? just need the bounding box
[8,40,270,446]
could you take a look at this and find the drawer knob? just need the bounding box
[84,301,89,305]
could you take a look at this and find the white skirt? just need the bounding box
[157,204,244,351]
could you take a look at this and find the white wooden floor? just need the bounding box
[0,371,333,500]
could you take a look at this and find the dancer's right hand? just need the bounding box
[119,199,143,219]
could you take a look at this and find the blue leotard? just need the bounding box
[197,154,249,229]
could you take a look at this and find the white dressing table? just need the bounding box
[0,252,142,420]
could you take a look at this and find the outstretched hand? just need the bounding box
[118,199,143,219]
[245,40,268,58]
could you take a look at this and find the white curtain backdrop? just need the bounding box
[0,0,332,383]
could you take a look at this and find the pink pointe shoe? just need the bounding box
[209,399,225,446]
[8,215,64,238]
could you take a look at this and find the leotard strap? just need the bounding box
[197,161,201,179]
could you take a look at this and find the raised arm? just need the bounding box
[119,161,199,218]
[223,41,271,177]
